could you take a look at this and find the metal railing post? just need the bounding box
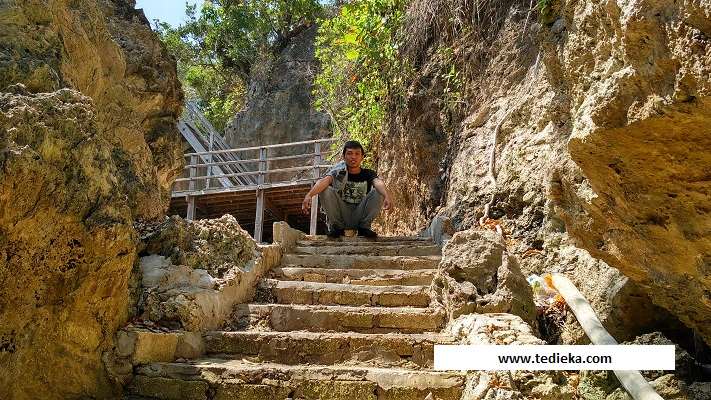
[187,154,197,220]
[254,147,267,242]
[206,129,213,189]
[309,142,321,235]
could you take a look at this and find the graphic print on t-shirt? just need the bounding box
[342,180,368,204]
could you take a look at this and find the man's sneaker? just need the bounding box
[327,227,344,239]
[357,227,378,238]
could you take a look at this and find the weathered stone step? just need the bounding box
[203,330,455,368]
[233,304,446,333]
[296,239,435,248]
[292,244,441,256]
[130,359,464,400]
[281,254,440,270]
[259,279,431,307]
[271,267,436,286]
[303,235,433,244]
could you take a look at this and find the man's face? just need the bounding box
[344,148,364,169]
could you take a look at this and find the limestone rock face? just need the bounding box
[431,229,537,326]
[1,0,183,220]
[578,332,706,400]
[0,88,136,399]
[0,1,182,398]
[380,0,711,344]
[224,24,330,150]
[550,0,711,345]
[140,215,257,279]
[449,314,580,400]
[137,215,261,331]
[447,313,545,346]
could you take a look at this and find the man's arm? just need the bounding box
[302,175,334,214]
[372,178,392,210]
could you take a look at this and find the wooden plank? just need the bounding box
[171,197,307,217]
[204,190,307,204]
[176,192,305,211]
[197,192,257,202]
[266,189,308,201]
[263,189,311,198]
[177,180,312,196]
[266,202,304,210]
[207,211,258,220]
[265,201,305,209]
[200,201,255,210]
[200,194,257,203]
[263,196,285,222]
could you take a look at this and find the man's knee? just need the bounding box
[319,187,340,206]
[319,186,338,199]
[319,187,343,214]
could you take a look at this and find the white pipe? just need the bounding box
[550,273,664,400]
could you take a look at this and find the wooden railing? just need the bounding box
[178,102,257,187]
[172,138,338,241]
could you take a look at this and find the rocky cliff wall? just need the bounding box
[0,0,182,398]
[377,0,709,345]
[224,24,331,160]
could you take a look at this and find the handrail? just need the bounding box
[175,165,333,182]
[183,138,337,157]
[178,102,257,186]
[181,150,339,169]
[171,178,323,197]
[174,137,340,239]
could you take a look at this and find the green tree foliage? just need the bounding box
[314,0,407,159]
[156,0,323,131]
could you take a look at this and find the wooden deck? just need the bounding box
[169,182,323,236]
[169,138,338,242]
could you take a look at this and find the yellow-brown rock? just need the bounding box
[0,0,182,398]
[551,0,711,346]
[0,87,136,399]
[378,0,710,345]
[1,0,183,219]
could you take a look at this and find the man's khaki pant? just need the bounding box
[318,187,384,230]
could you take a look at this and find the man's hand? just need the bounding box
[383,195,392,210]
[373,178,392,211]
[302,195,312,214]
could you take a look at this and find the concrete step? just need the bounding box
[231,304,446,334]
[281,254,441,270]
[203,330,455,368]
[259,279,431,307]
[130,359,464,400]
[271,267,437,286]
[292,244,441,256]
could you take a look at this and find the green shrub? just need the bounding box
[156,0,323,131]
[313,0,407,162]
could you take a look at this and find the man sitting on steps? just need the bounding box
[301,140,392,239]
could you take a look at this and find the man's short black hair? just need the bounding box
[342,140,365,156]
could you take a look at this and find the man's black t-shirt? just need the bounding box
[331,168,378,204]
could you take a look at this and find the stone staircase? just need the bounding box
[128,235,464,400]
